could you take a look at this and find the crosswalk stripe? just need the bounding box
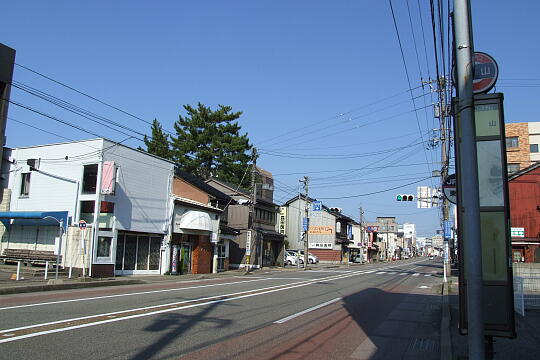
[376,271,386,275]
[412,273,420,276]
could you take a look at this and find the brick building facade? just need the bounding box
[505,122,530,173]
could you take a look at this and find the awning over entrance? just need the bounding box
[0,211,69,232]
[256,228,285,241]
[177,210,212,232]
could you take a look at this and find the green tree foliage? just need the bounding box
[140,119,173,160]
[171,103,253,187]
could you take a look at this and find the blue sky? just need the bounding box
[2,1,539,236]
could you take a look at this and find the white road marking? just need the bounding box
[0,260,431,343]
[274,297,342,324]
[424,274,432,277]
[398,272,407,276]
[0,269,375,342]
[387,272,396,275]
[0,277,274,311]
[376,272,387,275]
[412,273,420,276]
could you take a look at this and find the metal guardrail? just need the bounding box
[513,275,540,313]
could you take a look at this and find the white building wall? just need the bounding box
[102,139,173,234]
[528,122,540,162]
[285,197,337,250]
[7,139,105,218]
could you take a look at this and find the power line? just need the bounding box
[14,63,167,131]
[272,161,443,176]
[388,0,436,191]
[317,176,432,200]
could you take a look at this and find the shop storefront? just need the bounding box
[115,232,163,275]
[169,200,220,274]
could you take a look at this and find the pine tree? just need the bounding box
[140,119,172,160]
[171,103,253,187]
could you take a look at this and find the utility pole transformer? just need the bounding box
[453,1,485,358]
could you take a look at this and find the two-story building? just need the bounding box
[0,139,175,277]
[206,167,284,269]
[168,169,238,274]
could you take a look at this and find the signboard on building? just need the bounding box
[246,230,252,256]
[278,207,287,235]
[511,227,525,238]
[308,226,334,235]
[366,226,378,232]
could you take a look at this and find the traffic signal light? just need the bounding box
[396,194,414,201]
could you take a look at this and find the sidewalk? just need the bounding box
[444,275,540,359]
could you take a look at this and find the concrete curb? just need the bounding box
[440,281,452,360]
[0,279,146,295]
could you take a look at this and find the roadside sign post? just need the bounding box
[79,220,87,277]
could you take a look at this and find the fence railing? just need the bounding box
[513,275,540,314]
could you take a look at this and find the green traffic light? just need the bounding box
[396,195,402,201]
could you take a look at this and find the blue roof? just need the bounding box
[0,211,69,232]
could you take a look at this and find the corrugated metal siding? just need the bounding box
[509,167,540,238]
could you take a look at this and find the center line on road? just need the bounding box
[274,297,342,324]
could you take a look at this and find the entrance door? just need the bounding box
[180,243,191,274]
[217,244,226,271]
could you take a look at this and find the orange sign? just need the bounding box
[308,226,334,235]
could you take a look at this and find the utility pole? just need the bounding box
[246,147,257,273]
[439,76,451,282]
[453,1,485,358]
[359,206,364,261]
[301,176,309,268]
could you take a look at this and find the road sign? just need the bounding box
[302,217,309,231]
[473,52,498,94]
[312,201,322,212]
[366,226,378,232]
[442,174,457,204]
[444,220,453,239]
[78,220,87,230]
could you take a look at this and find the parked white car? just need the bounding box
[285,251,299,266]
[297,250,319,264]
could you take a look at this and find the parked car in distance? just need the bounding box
[428,255,434,260]
[297,250,319,264]
[286,249,304,264]
[285,251,299,266]
[351,255,363,263]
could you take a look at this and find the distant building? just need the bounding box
[505,122,540,174]
[508,162,540,262]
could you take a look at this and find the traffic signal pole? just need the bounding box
[453,1,485,358]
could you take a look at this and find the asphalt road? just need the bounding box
[0,258,443,360]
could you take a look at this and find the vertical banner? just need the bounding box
[171,245,178,275]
